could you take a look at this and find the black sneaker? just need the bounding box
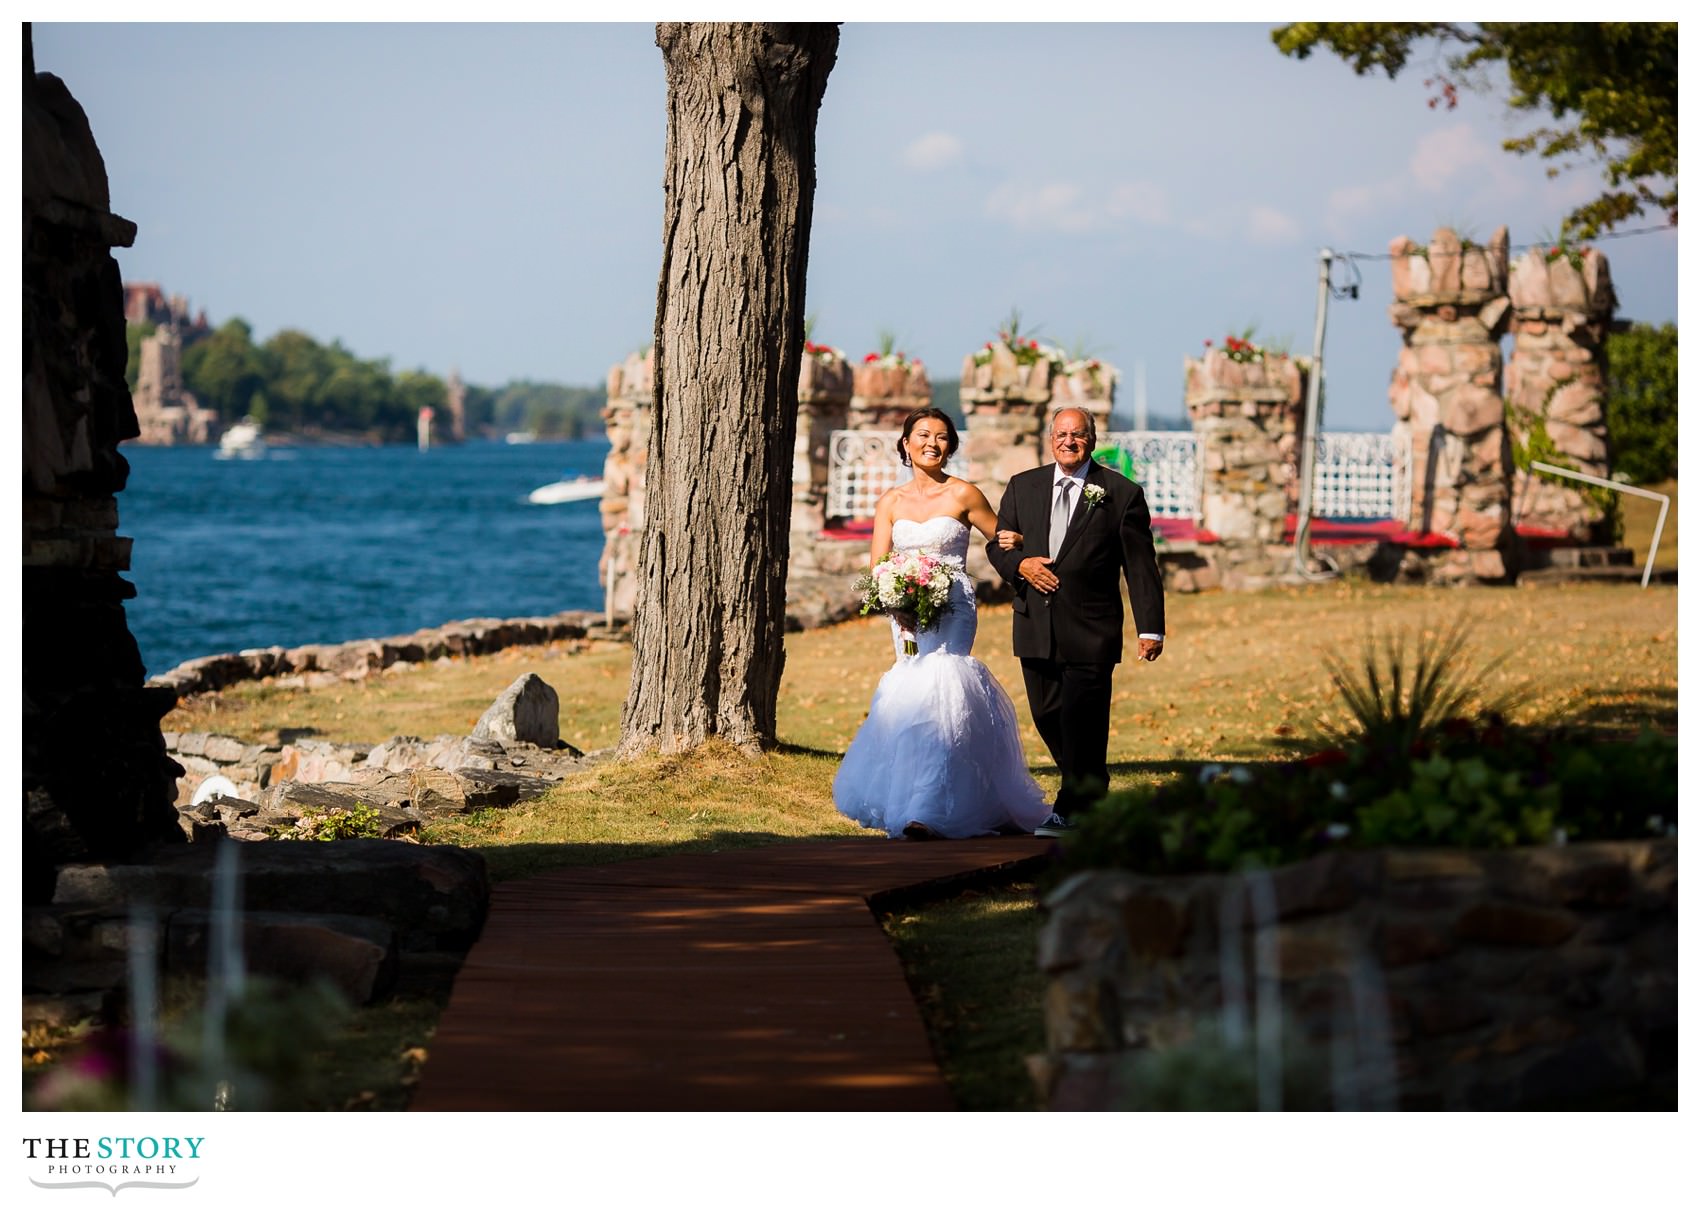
[1033,812,1074,838]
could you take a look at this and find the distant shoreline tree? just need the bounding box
[134,315,606,442]
[1272,22,1677,237]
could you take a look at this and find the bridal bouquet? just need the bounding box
[853,551,959,655]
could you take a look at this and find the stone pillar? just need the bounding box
[791,349,852,537]
[1388,226,1514,582]
[847,357,930,432]
[1505,245,1618,543]
[598,347,654,618]
[1183,347,1308,586]
[959,343,1053,513]
[1049,359,1117,442]
[958,344,1053,590]
[24,35,184,901]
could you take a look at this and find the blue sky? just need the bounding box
[31,20,1679,431]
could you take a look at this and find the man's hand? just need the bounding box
[1019,556,1059,594]
[1138,637,1164,663]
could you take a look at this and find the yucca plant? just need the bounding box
[1317,618,1523,757]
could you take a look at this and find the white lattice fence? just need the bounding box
[1312,431,1409,521]
[825,427,1407,522]
[826,430,911,520]
[1097,431,1201,518]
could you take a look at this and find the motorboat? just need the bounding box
[215,417,267,460]
[527,474,606,505]
[504,431,538,445]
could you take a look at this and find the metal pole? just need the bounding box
[1529,461,1672,588]
[1293,249,1336,580]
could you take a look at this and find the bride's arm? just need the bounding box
[960,482,1003,545]
[869,489,896,565]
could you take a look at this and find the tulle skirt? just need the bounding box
[832,648,1052,839]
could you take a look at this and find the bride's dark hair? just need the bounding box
[897,407,960,467]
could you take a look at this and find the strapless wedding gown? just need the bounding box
[832,516,1051,838]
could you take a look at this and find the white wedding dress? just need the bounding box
[832,516,1052,838]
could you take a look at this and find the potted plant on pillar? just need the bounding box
[850,330,930,430]
[967,308,1066,395]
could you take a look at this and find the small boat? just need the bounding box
[528,474,606,505]
[215,417,267,460]
[504,431,538,445]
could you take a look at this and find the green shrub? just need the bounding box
[1056,622,1675,878]
[269,801,383,841]
[1058,721,1675,879]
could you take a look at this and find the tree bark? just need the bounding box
[618,22,839,757]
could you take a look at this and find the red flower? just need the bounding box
[864,352,878,363]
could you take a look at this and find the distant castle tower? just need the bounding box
[132,324,219,446]
[124,280,217,445]
[445,367,466,443]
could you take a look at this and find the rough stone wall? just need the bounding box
[847,361,930,433]
[1505,247,1618,542]
[1035,841,1675,1111]
[598,348,654,617]
[790,354,852,540]
[1184,350,1306,537]
[959,345,1052,585]
[23,35,184,901]
[1387,226,1515,583]
[1048,361,1116,439]
[959,345,1051,505]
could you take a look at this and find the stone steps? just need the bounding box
[1516,564,1676,586]
[1520,545,1636,570]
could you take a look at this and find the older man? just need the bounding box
[986,407,1165,836]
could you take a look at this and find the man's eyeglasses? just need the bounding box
[1052,431,1091,442]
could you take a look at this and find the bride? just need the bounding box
[832,407,1052,839]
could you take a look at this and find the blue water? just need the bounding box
[117,439,612,677]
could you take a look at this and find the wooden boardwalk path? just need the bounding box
[410,836,1051,1111]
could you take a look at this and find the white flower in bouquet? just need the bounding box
[852,550,961,655]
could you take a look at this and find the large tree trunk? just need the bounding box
[618,22,839,757]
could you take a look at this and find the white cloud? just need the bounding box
[1326,182,1397,225]
[901,131,965,172]
[1408,123,1494,192]
[1105,182,1171,226]
[1246,205,1301,244]
[984,181,1096,233]
[984,178,1173,234]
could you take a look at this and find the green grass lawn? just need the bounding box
[148,578,1677,1110]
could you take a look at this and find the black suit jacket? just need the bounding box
[986,461,1165,663]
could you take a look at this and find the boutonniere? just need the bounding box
[1081,484,1107,510]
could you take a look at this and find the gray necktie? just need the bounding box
[1049,478,1073,555]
